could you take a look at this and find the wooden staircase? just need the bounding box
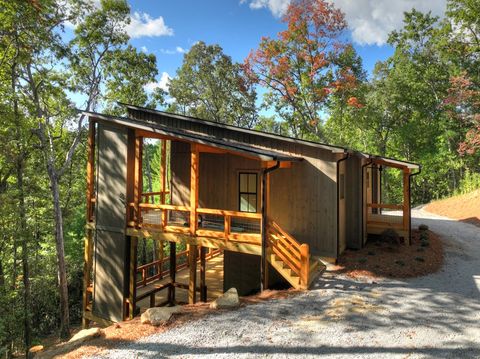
[267,220,325,289]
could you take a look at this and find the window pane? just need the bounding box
[240,194,249,212]
[248,174,257,192]
[248,194,257,212]
[240,174,248,192]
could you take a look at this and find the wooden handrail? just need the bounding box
[142,191,170,196]
[196,208,262,219]
[267,219,310,287]
[138,203,190,211]
[366,203,404,210]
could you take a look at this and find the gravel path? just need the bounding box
[89,209,480,359]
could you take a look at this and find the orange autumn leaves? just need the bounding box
[244,0,362,137]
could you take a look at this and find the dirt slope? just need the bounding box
[424,189,480,227]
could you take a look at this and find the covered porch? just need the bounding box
[363,157,421,243]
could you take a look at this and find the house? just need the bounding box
[81,103,420,326]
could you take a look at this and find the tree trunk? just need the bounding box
[47,167,70,339]
[17,156,31,356]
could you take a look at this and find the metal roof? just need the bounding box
[83,111,303,162]
[120,103,420,170]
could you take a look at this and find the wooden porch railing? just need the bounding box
[130,202,262,245]
[136,247,221,288]
[267,220,310,287]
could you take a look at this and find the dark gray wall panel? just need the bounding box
[93,123,128,323]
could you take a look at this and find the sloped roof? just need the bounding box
[83,111,302,162]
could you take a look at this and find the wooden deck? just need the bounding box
[136,254,224,311]
[366,211,408,238]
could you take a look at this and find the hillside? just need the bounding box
[424,190,480,227]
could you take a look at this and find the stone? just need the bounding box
[28,345,44,357]
[68,327,103,344]
[141,306,182,326]
[210,288,240,309]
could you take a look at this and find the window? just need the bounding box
[339,174,345,200]
[239,172,257,212]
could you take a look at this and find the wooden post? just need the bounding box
[128,236,138,319]
[158,240,164,278]
[263,172,271,289]
[82,229,94,328]
[200,246,207,302]
[403,168,411,244]
[190,143,199,236]
[168,241,176,305]
[161,139,167,204]
[188,244,198,304]
[86,120,96,222]
[300,243,310,288]
[134,136,143,227]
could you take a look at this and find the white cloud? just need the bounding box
[331,0,447,46]
[242,0,291,17]
[126,12,174,39]
[141,46,148,53]
[241,0,446,46]
[145,72,171,92]
[160,46,187,55]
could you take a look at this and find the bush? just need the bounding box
[381,228,400,245]
[420,231,429,241]
[419,224,429,231]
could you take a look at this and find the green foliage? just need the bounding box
[169,41,258,128]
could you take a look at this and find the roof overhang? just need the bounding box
[359,153,420,170]
[84,111,303,163]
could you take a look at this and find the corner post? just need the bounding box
[128,236,138,319]
[190,143,199,235]
[82,228,94,328]
[161,139,167,204]
[86,120,96,222]
[188,244,198,304]
[134,135,143,228]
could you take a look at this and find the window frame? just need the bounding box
[238,172,258,213]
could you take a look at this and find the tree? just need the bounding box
[245,0,360,140]
[168,41,258,128]
[441,0,480,156]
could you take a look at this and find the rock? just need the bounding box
[68,327,103,344]
[210,288,240,309]
[28,345,44,357]
[141,306,182,326]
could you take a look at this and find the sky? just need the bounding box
[120,0,447,94]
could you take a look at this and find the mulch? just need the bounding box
[332,229,443,279]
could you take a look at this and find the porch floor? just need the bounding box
[136,254,225,312]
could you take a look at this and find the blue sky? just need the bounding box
[121,0,446,94]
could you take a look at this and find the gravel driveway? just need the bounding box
[89,209,480,359]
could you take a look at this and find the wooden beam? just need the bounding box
[168,241,176,305]
[200,247,207,302]
[126,228,262,256]
[134,135,143,227]
[190,143,199,236]
[128,236,138,320]
[262,161,291,169]
[86,120,96,222]
[188,244,198,304]
[197,144,227,154]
